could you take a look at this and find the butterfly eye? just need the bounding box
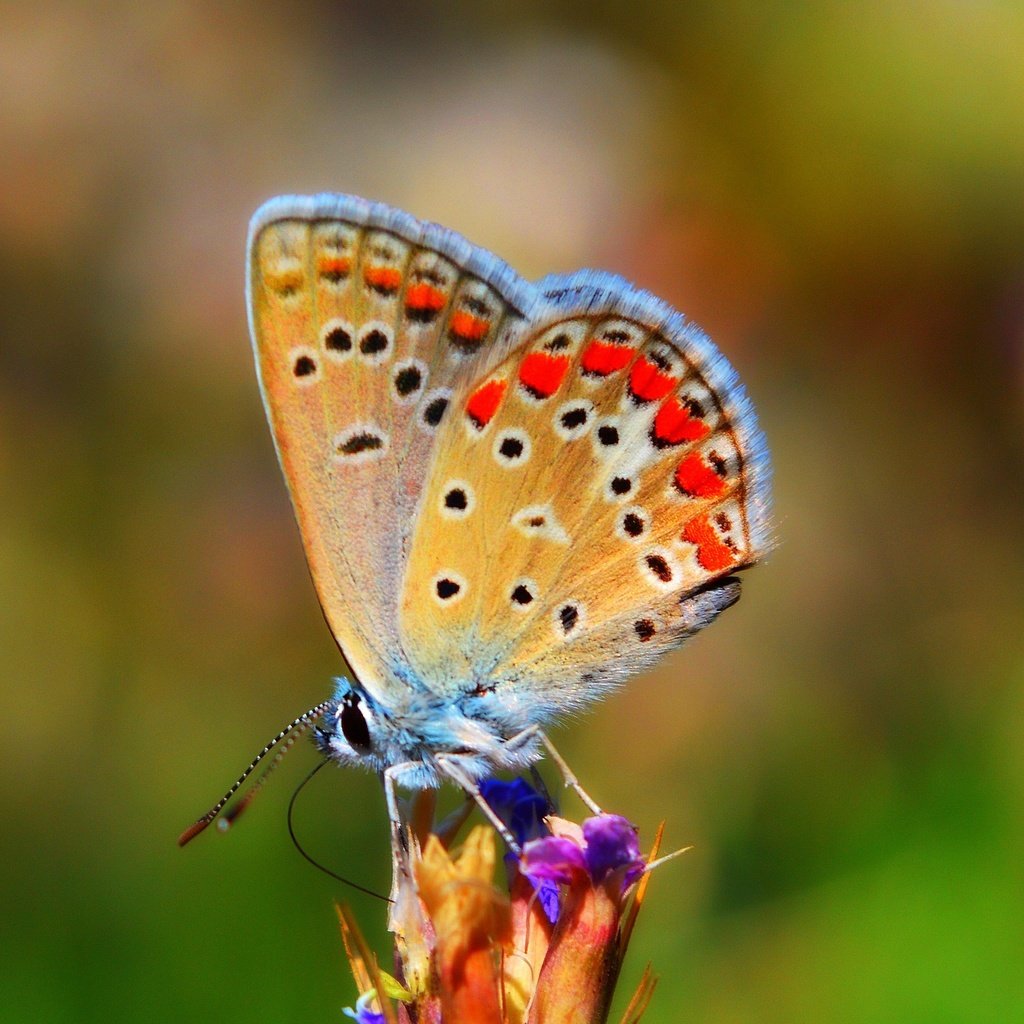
[339,696,372,754]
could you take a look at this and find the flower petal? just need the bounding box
[582,815,645,887]
[414,829,510,1024]
[520,835,588,884]
[479,777,552,847]
[342,992,386,1024]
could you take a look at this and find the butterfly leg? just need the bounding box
[503,726,604,816]
[382,762,424,902]
[435,756,523,855]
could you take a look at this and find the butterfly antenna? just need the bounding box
[177,699,335,847]
[218,725,303,831]
[287,759,390,903]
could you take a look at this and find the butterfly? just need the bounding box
[180,193,771,849]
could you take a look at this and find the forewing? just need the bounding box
[398,272,772,712]
[247,195,539,697]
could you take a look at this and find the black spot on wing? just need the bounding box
[423,394,449,428]
[634,619,656,641]
[444,487,467,510]
[293,355,316,377]
[394,365,423,397]
[325,327,352,352]
[338,432,383,456]
[558,604,579,633]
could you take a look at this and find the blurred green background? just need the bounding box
[2,2,1022,1021]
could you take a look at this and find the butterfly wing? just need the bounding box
[248,194,771,724]
[247,195,540,699]
[398,270,772,715]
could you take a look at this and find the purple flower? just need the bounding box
[479,776,551,847]
[521,814,645,892]
[480,776,561,923]
[517,814,648,1023]
[342,992,385,1024]
[581,814,645,887]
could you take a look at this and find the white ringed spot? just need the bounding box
[431,570,468,606]
[552,600,585,639]
[331,423,389,465]
[289,346,321,387]
[356,321,393,365]
[321,318,354,362]
[492,427,532,467]
[638,546,680,592]
[510,504,569,545]
[553,399,595,441]
[392,358,428,404]
[438,480,476,520]
[604,473,635,502]
[419,387,452,433]
[592,416,622,457]
[633,615,662,643]
[509,577,539,611]
[615,505,650,543]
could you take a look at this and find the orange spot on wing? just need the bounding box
[581,339,635,376]
[630,357,678,403]
[363,265,403,293]
[673,453,727,498]
[681,514,736,572]
[653,395,710,446]
[405,282,447,312]
[518,352,570,398]
[465,379,507,428]
[449,309,490,342]
[317,256,351,278]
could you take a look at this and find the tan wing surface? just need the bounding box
[399,276,772,712]
[247,195,537,697]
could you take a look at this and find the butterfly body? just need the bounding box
[247,194,772,793]
[315,681,541,789]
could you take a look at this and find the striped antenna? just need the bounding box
[177,700,335,847]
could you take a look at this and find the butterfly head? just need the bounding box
[314,679,543,788]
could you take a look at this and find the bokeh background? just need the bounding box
[2,2,1022,1021]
